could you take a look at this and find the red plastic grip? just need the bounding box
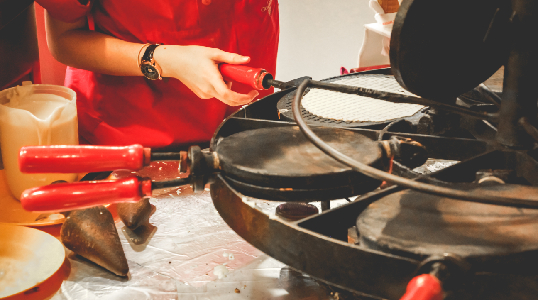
[400,274,443,300]
[19,144,150,173]
[219,64,271,90]
[20,177,153,212]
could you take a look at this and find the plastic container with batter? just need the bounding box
[0,83,78,199]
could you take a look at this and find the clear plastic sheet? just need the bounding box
[47,157,457,299]
[412,159,459,174]
[51,162,341,300]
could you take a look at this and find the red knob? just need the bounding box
[19,144,151,173]
[20,177,153,212]
[219,64,271,90]
[400,274,443,300]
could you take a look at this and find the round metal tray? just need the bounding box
[215,126,384,201]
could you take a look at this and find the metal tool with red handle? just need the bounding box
[21,177,154,212]
[400,274,443,300]
[219,63,498,122]
[19,144,187,173]
[219,64,274,90]
[18,134,428,212]
[18,145,208,212]
[219,63,321,92]
[219,64,299,91]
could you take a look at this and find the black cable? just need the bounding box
[152,177,190,190]
[292,79,538,209]
[268,78,498,121]
[150,152,182,161]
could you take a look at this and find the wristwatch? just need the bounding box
[139,44,163,80]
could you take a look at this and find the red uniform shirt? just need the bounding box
[37,0,279,149]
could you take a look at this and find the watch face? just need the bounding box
[141,63,160,80]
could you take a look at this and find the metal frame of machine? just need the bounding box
[209,72,538,299]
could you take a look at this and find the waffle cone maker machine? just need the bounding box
[16,0,538,298]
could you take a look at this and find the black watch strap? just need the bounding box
[140,44,163,80]
[142,44,160,63]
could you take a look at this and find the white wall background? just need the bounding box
[276,0,374,81]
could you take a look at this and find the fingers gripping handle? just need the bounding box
[19,144,151,173]
[219,64,272,90]
[20,177,153,212]
[400,274,443,300]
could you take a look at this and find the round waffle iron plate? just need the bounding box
[277,73,427,127]
[215,126,384,201]
[390,0,511,100]
[358,184,538,273]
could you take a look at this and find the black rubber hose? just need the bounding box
[152,177,191,190]
[292,79,538,209]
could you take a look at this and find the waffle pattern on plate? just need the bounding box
[302,75,425,122]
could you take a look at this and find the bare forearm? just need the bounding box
[45,11,258,105]
[46,12,142,76]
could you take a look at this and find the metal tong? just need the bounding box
[18,145,206,212]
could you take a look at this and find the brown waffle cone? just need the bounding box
[61,206,129,277]
[378,0,400,13]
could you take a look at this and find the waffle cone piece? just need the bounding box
[61,206,129,277]
[378,0,400,13]
[117,198,154,230]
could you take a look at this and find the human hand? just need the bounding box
[154,45,259,106]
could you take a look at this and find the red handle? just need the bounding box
[20,177,153,212]
[219,64,272,90]
[400,274,443,300]
[19,144,151,173]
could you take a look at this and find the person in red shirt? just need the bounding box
[36,0,279,149]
